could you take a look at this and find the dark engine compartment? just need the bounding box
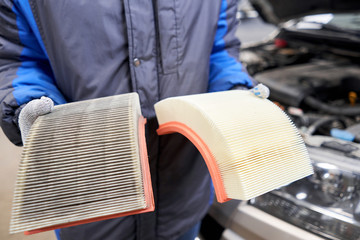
[241,33,360,143]
[241,28,360,240]
[255,60,360,108]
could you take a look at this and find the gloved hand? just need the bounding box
[233,83,270,99]
[249,83,270,99]
[18,96,54,144]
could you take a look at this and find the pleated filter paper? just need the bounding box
[10,93,154,234]
[155,90,313,202]
[10,90,313,235]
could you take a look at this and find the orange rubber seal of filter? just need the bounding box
[25,117,154,235]
[157,121,230,203]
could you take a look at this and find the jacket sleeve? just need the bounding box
[0,1,66,146]
[208,0,255,92]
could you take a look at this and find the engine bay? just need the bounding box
[241,39,360,148]
[241,38,360,239]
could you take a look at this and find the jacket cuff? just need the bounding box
[1,103,26,146]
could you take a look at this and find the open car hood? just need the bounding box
[249,0,360,24]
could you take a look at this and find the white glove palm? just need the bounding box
[18,96,54,144]
[250,83,270,99]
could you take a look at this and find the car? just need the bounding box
[202,1,360,240]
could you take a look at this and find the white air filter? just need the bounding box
[155,90,313,202]
[10,93,154,235]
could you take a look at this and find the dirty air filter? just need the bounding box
[155,90,313,203]
[10,93,154,235]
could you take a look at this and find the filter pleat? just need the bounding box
[10,93,153,234]
[155,90,313,202]
[17,160,138,179]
